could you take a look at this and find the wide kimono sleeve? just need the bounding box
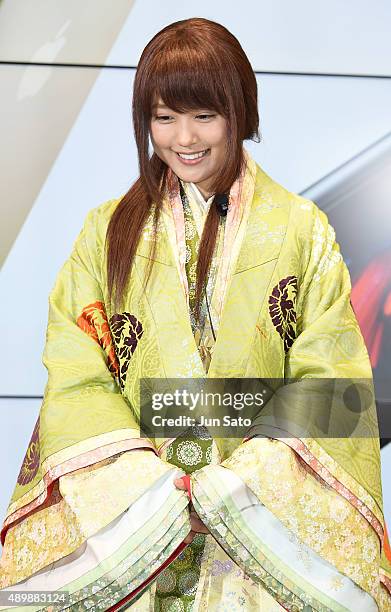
[189,203,391,611]
[0,202,191,610]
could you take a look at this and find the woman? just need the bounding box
[0,17,390,611]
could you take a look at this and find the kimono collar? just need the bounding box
[179,181,215,238]
[163,147,256,311]
[182,181,216,211]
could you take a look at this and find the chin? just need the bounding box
[179,170,209,182]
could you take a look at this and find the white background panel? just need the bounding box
[0,1,390,75]
[107,0,391,75]
[0,63,105,265]
[0,0,135,65]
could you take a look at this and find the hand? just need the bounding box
[174,477,210,544]
[174,477,188,492]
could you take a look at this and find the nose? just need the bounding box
[176,118,198,148]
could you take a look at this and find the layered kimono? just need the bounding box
[1,148,390,611]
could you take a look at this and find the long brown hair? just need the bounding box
[106,17,260,315]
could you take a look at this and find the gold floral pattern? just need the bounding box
[222,437,382,601]
[0,450,173,588]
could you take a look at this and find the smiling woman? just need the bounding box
[0,16,390,612]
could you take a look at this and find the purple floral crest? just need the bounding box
[17,417,40,485]
[268,275,298,353]
[109,312,143,390]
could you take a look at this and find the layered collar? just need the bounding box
[162,147,257,319]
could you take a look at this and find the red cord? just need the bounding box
[180,474,192,500]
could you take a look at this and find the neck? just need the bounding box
[191,181,215,202]
[179,177,214,203]
[197,186,213,201]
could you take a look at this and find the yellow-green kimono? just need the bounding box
[0,148,390,611]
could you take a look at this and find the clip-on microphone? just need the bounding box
[214,193,229,217]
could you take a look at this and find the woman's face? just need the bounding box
[150,97,228,199]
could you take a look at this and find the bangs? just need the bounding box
[145,46,229,117]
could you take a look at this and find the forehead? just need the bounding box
[151,97,168,110]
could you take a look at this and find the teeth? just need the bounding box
[178,150,208,160]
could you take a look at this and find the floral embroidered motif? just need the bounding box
[109,312,144,390]
[268,276,298,352]
[156,568,177,593]
[211,559,234,576]
[17,417,40,485]
[176,441,203,467]
[178,569,199,596]
[77,302,143,391]
[77,301,120,379]
[312,216,342,282]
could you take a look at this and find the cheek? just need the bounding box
[207,125,228,148]
[150,125,167,150]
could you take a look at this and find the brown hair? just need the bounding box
[106,17,260,316]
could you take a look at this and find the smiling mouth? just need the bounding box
[176,149,210,160]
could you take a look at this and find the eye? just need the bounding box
[153,113,216,122]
